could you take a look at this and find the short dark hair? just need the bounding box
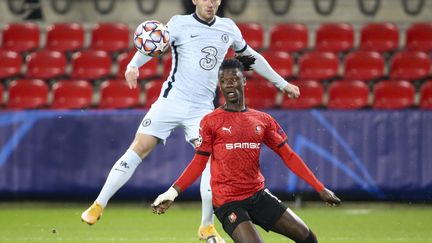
[220,55,256,72]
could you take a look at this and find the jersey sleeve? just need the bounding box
[166,16,178,44]
[262,114,288,152]
[228,19,247,53]
[195,115,213,156]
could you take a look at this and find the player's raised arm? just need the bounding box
[238,46,300,99]
[125,52,153,89]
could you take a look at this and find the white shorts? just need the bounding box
[137,97,213,144]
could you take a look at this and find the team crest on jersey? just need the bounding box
[221,34,229,43]
[255,125,263,135]
[142,119,151,127]
[228,212,237,223]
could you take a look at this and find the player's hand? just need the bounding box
[282,83,300,99]
[125,66,139,89]
[151,200,173,215]
[151,187,179,215]
[319,188,341,206]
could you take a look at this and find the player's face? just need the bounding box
[193,0,221,22]
[219,68,245,104]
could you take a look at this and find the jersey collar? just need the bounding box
[221,105,248,112]
[193,13,216,27]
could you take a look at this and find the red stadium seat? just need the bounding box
[298,51,339,81]
[344,51,385,81]
[51,80,93,109]
[45,23,84,53]
[1,23,40,53]
[268,23,308,53]
[117,51,159,79]
[280,80,323,109]
[360,23,399,53]
[328,80,369,109]
[144,79,164,108]
[219,80,278,109]
[315,23,354,53]
[255,51,293,79]
[245,81,278,109]
[0,50,22,79]
[71,50,112,80]
[7,79,48,109]
[390,51,431,81]
[420,80,432,109]
[373,80,415,109]
[237,23,264,50]
[406,23,432,52]
[26,50,67,79]
[99,80,141,109]
[90,23,130,53]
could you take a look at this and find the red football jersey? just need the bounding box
[197,107,287,207]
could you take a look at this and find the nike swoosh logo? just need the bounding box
[115,168,126,173]
[190,34,199,38]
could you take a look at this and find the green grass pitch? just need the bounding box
[0,202,431,242]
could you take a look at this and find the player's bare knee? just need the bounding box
[297,229,317,243]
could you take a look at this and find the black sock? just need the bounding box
[297,230,317,243]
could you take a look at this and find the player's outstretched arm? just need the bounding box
[319,188,341,206]
[277,144,341,206]
[125,51,153,89]
[239,46,300,99]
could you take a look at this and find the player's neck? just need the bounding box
[223,102,246,112]
[194,12,215,24]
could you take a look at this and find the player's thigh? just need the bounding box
[231,221,264,243]
[271,208,310,241]
[248,189,287,230]
[136,98,186,144]
[214,202,251,238]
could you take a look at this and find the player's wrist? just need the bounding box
[166,186,179,200]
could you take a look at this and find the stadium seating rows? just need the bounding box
[2,78,431,110]
[3,22,431,54]
[1,22,432,110]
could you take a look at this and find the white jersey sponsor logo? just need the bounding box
[225,142,261,150]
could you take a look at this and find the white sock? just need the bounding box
[95,149,142,208]
[200,161,214,226]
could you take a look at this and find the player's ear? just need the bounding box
[192,0,197,6]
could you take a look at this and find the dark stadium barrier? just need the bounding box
[0,109,431,201]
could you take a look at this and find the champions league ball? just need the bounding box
[133,20,170,57]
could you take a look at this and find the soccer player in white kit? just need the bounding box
[81,0,300,241]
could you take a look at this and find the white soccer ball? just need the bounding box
[133,20,170,57]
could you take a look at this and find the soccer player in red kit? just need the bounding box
[152,56,341,243]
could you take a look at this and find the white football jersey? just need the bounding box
[161,14,247,109]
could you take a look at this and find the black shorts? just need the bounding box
[214,188,288,237]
